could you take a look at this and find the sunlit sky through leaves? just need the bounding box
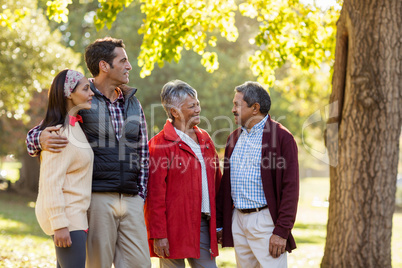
[302,0,342,10]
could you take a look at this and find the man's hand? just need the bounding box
[154,238,170,258]
[217,229,223,244]
[269,234,286,258]
[54,227,72,248]
[40,126,68,153]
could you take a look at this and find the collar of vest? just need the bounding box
[89,81,137,99]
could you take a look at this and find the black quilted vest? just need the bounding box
[79,82,142,194]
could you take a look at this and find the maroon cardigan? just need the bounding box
[216,116,299,252]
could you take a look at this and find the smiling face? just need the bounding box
[232,92,255,128]
[108,47,132,85]
[172,95,201,130]
[68,77,93,112]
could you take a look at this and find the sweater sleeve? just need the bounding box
[272,136,299,239]
[39,138,72,231]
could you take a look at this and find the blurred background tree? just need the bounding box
[0,0,81,194]
[0,0,82,118]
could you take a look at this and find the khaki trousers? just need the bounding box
[232,208,287,268]
[86,192,151,268]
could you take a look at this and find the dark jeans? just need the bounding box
[53,230,87,268]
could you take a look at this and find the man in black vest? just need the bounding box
[26,37,151,268]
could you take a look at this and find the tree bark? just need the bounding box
[322,1,402,267]
[15,153,40,196]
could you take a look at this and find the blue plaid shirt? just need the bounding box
[26,83,149,200]
[230,115,268,209]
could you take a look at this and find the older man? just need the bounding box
[217,81,299,268]
[145,80,222,268]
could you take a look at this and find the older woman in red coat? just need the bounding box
[144,80,222,268]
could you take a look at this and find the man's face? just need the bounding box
[232,92,254,127]
[108,47,132,85]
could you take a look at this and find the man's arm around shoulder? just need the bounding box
[26,124,68,156]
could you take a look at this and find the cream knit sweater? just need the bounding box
[35,122,94,235]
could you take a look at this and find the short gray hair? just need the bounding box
[235,81,271,115]
[161,80,198,120]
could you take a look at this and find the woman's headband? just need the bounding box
[64,70,85,97]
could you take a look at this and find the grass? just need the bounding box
[0,192,55,267]
[0,177,401,267]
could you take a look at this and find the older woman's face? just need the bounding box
[175,95,201,129]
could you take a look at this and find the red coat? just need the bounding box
[144,120,222,259]
[216,116,299,252]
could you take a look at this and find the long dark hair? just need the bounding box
[39,69,77,130]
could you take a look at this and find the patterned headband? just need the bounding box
[64,70,85,97]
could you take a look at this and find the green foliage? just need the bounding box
[272,63,332,129]
[240,0,338,86]
[95,0,132,30]
[0,0,32,29]
[42,1,254,147]
[46,0,72,23]
[30,0,335,150]
[0,5,30,29]
[0,0,82,120]
[136,0,238,78]
[42,0,339,86]
[201,52,219,73]
[87,0,239,77]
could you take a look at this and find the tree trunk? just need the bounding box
[15,153,40,196]
[322,1,402,267]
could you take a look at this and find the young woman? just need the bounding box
[35,69,94,268]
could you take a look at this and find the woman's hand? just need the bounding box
[154,238,170,258]
[54,227,72,248]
